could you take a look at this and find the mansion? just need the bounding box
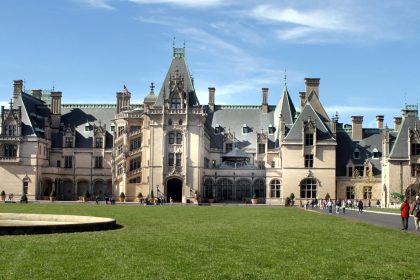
[1,47,420,206]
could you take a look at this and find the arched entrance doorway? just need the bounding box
[166,178,182,202]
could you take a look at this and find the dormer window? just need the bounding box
[411,143,420,155]
[95,137,103,148]
[85,123,91,132]
[171,98,181,109]
[225,143,233,153]
[214,124,221,135]
[353,148,360,159]
[372,148,379,159]
[5,124,17,136]
[110,124,115,132]
[64,137,73,148]
[268,125,275,135]
[242,124,248,134]
[305,133,313,146]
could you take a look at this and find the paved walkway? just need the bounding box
[308,207,420,234]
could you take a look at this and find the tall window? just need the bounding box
[168,133,175,144]
[254,179,265,198]
[346,186,355,199]
[300,178,317,199]
[171,98,181,109]
[258,161,265,169]
[258,143,265,153]
[95,156,103,168]
[176,153,182,166]
[118,126,125,136]
[270,179,281,198]
[130,137,141,151]
[176,133,182,144]
[95,137,103,148]
[305,133,314,146]
[129,157,141,171]
[5,124,16,136]
[305,154,314,168]
[412,143,420,155]
[117,145,123,155]
[65,137,73,148]
[225,143,233,153]
[168,119,173,125]
[348,167,353,177]
[168,153,174,166]
[64,156,73,168]
[4,144,17,157]
[178,119,183,125]
[363,186,372,199]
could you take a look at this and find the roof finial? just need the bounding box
[183,40,185,49]
[173,36,176,48]
[150,82,155,94]
[9,99,13,109]
[283,69,287,88]
[52,80,55,91]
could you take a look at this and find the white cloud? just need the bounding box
[81,0,115,10]
[129,0,223,8]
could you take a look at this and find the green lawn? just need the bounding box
[0,204,418,279]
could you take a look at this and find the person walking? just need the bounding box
[400,198,410,230]
[335,200,340,214]
[327,200,333,214]
[410,195,420,231]
[342,200,346,214]
[358,200,364,214]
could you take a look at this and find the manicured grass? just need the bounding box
[0,204,419,279]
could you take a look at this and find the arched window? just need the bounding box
[254,179,265,198]
[236,179,251,200]
[216,178,233,201]
[168,119,173,125]
[168,132,175,144]
[300,178,317,199]
[270,179,281,198]
[176,133,182,144]
[179,119,183,125]
[204,179,214,199]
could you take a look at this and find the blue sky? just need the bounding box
[1,0,420,127]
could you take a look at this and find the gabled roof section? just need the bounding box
[222,147,250,158]
[389,111,420,159]
[154,47,199,107]
[284,102,334,142]
[307,90,330,122]
[274,86,296,126]
[18,92,51,137]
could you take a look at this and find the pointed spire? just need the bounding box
[283,69,287,89]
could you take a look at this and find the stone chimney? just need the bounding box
[50,91,62,129]
[351,116,363,141]
[208,87,215,111]
[299,92,306,108]
[262,88,268,113]
[304,78,320,97]
[394,117,402,131]
[31,89,42,100]
[376,115,384,129]
[13,80,23,100]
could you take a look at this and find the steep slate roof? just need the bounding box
[307,91,330,123]
[53,105,118,149]
[336,128,383,176]
[274,87,296,127]
[209,105,277,151]
[284,102,334,142]
[154,53,199,107]
[17,92,51,137]
[389,111,420,159]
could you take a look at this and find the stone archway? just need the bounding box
[166,178,183,202]
[41,178,53,198]
[62,180,74,201]
[93,180,106,197]
[77,180,89,198]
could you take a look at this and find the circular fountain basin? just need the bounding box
[0,213,117,235]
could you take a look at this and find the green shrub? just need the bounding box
[0,190,5,196]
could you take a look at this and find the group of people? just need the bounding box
[400,195,420,231]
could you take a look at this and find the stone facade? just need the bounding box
[1,47,419,205]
